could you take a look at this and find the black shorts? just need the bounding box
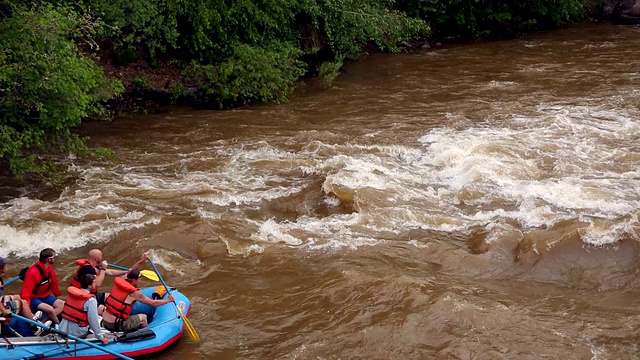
[96,291,106,306]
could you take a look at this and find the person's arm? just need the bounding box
[20,268,36,304]
[128,253,150,271]
[95,266,106,288]
[104,253,149,276]
[103,269,126,277]
[132,291,174,307]
[84,298,103,340]
[50,270,62,297]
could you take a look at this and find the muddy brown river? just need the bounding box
[2,22,640,359]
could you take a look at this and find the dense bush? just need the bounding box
[174,0,300,62]
[395,0,587,39]
[299,0,429,59]
[187,42,307,108]
[0,3,122,182]
[0,0,594,181]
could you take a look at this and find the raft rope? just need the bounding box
[7,315,182,359]
[4,306,185,359]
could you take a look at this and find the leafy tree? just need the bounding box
[395,0,587,39]
[188,41,306,108]
[0,3,123,181]
[299,0,429,59]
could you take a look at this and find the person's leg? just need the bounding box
[52,298,64,318]
[138,314,148,328]
[36,303,57,324]
[33,295,62,324]
[17,299,35,319]
[7,316,34,336]
[120,314,143,331]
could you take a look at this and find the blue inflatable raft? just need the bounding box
[0,287,191,359]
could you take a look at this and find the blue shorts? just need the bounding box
[30,294,58,311]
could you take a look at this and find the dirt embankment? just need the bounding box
[95,44,189,114]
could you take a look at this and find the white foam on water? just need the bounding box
[243,98,638,248]
[250,218,306,246]
[487,80,518,88]
[3,89,640,257]
[147,249,203,276]
[583,42,615,49]
[0,213,159,258]
[241,100,640,249]
[411,103,640,243]
[244,244,265,256]
[249,213,387,250]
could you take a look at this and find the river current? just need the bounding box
[2,22,640,359]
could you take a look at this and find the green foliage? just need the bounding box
[131,77,150,90]
[318,56,344,88]
[0,3,123,181]
[300,0,429,59]
[395,0,587,39]
[187,42,306,108]
[0,0,594,183]
[175,0,300,62]
[81,0,180,57]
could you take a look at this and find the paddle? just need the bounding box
[148,258,200,342]
[0,276,19,288]
[107,264,160,281]
[9,313,133,360]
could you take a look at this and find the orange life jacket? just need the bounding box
[70,259,99,293]
[104,277,138,320]
[61,287,95,327]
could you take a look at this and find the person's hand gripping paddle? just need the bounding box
[148,258,200,342]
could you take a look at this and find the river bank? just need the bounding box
[2,21,640,358]
[1,0,637,182]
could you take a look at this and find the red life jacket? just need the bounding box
[70,259,98,293]
[27,262,51,298]
[104,277,138,320]
[61,287,95,327]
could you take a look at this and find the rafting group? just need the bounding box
[0,248,197,360]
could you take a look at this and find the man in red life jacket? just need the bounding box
[59,274,109,345]
[0,257,38,323]
[70,249,149,307]
[19,248,64,324]
[102,269,174,332]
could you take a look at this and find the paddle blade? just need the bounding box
[177,306,200,342]
[140,270,160,281]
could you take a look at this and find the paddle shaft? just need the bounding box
[108,264,159,281]
[107,264,129,271]
[0,276,19,288]
[9,313,133,360]
[147,258,200,342]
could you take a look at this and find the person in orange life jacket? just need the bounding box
[59,274,109,345]
[102,269,174,332]
[0,257,37,322]
[19,248,64,325]
[71,249,149,307]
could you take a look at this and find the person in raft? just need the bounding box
[59,274,109,345]
[0,257,38,322]
[70,249,149,307]
[102,269,174,332]
[20,248,64,325]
